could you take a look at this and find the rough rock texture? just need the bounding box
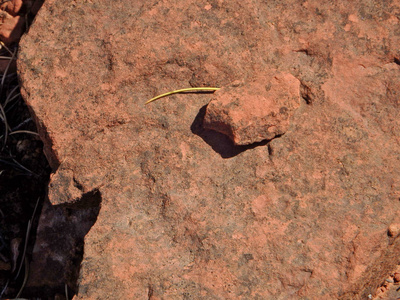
[18,0,400,299]
[203,73,301,145]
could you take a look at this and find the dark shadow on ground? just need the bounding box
[25,190,101,298]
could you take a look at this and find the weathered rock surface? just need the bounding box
[18,0,400,299]
[204,73,301,145]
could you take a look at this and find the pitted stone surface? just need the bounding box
[18,0,400,299]
[203,73,301,145]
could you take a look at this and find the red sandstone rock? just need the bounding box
[0,0,40,45]
[18,0,400,299]
[394,272,400,283]
[204,73,301,145]
[0,0,22,16]
[0,12,24,44]
[0,0,38,74]
[48,168,84,205]
[388,223,400,238]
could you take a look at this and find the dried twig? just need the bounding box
[145,87,220,104]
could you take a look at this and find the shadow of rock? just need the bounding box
[25,190,101,298]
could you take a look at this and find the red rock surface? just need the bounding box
[18,0,400,299]
[204,73,301,145]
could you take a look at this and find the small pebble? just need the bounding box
[394,272,400,283]
[388,223,400,237]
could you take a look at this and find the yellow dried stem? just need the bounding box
[145,87,220,104]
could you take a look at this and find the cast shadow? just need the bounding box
[26,190,101,298]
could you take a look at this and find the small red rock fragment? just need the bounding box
[394,272,400,283]
[0,12,24,44]
[0,0,23,16]
[48,168,84,205]
[0,0,40,46]
[388,223,400,237]
[203,73,301,145]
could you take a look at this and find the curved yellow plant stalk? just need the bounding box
[145,87,220,104]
